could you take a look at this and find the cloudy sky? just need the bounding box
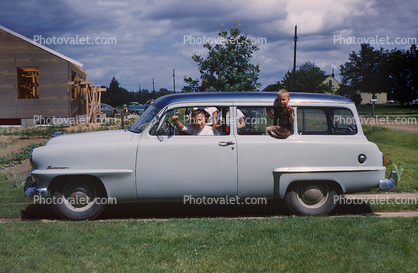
[1,0,417,92]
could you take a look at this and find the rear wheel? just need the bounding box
[52,177,105,220]
[285,181,337,216]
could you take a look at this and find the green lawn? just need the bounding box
[0,174,31,219]
[1,217,418,272]
[1,171,417,272]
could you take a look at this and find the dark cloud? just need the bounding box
[0,0,78,35]
[1,0,417,91]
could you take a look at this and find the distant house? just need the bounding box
[358,92,387,104]
[322,71,388,104]
[322,71,340,94]
[0,25,90,125]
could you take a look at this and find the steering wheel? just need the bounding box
[166,119,174,135]
[346,125,355,132]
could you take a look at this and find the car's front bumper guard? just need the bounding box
[379,171,397,191]
[24,174,47,197]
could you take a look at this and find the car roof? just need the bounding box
[153,92,353,108]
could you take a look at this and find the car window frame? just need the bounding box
[296,106,358,136]
[149,104,235,137]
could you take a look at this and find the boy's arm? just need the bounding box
[266,107,275,119]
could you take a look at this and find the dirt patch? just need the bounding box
[0,135,48,183]
[378,123,418,134]
[1,159,32,183]
[0,135,47,157]
[360,116,418,133]
[0,122,125,182]
[0,121,124,181]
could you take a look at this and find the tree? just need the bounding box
[102,77,175,107]
[339,44,389,95]
[182,77,200,93]
[409,44,418,102]
[101,77,128,107]
[386,45,418,105]
[280,62,331,93]
[184,23,261,92]
[336,84,362,105]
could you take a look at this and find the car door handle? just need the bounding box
[218,141,235,146]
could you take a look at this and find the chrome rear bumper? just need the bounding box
[379,171,397,191]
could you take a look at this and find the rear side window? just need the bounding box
[297,107,357,135]
[297,109,328,134]
[333,109,357,132]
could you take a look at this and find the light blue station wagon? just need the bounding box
[25,92,396,220]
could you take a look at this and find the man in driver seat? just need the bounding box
[172,109,214,135]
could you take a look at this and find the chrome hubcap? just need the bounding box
[297,182,329,209]
[62,180,96,211]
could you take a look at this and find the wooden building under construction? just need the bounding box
[0,25,103,126]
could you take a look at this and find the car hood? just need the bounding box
[45,130,135,146]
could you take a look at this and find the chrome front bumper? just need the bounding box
[379,171,397,191]
[24,174,47,197]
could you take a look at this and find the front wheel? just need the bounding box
[285,181,337,216]
[52,177,105,220]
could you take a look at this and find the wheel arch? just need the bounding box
[48,175,108,198]
[274,171,346,198]
[284,180,343,196]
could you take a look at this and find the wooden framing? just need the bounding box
[67,80,106,123]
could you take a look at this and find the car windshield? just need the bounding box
[129,105,160,133]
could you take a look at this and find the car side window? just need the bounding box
[297,108,328,134]
[237,107,267,135]
[332,108,358,135]
[151,106,227,136]
[297,107,357,135]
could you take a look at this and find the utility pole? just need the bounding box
[293,25,297,92]
[138,84,141,104]
[173,69,176,92]
[152,78,155,92]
